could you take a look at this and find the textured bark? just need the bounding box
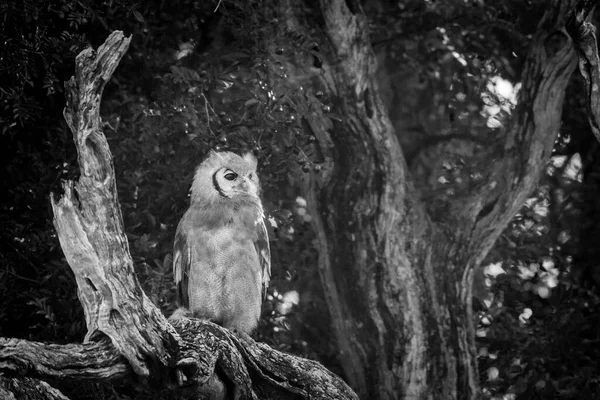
[49,30,180,383]
[0,320,357,400]
[0,30,356,400]
[0,376,69,400]
[167,317,358,400]
[0,337,130,382]
[285,0,578,399]
[566,0,600,142]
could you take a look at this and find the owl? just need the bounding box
[172,150,271,333]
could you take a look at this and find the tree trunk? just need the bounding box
[286,0,578,398]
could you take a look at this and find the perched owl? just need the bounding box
[172,150,271,334]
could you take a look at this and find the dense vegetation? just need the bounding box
[1,0,599,398]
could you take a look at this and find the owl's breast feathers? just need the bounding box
[173,199,271,307]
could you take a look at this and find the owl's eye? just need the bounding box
[224,172,238,181]
[248,173,253,179]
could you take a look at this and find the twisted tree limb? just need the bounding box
[0,30,357,400]
[50,30,180,384]
[0,337,130,382]
[0,376,70,400]
[566,0,600,142]
[0,319,357,399]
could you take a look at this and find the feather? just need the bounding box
[173,225,191,308]
[255,216,271,300]
[242,152,258,169]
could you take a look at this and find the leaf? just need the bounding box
[218,79,234,89]
[287,172,296,187]
[132,10,144,23]
[321,116,333,131]
[256,69,266,80]
[163,253,173,270]
[245,99,260,107]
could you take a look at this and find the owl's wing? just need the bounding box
[173,225,191,308]
[255,218,271,300]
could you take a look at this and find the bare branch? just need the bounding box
[170,317,358,400]
[567,0,598,27]
[0,338,130,382]
[50,30,180,383]
[0,376,70,400]
[0,319,358,400]
[566,0,600,143]
[457,0,577,256]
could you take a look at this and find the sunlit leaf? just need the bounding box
[132,10,144,23]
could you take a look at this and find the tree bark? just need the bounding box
[0,319,358,400]
[285,0,578,398]
[50,31,180,383]
[566,0,600,141]
[0,31,357,400]
[0,376,69,400]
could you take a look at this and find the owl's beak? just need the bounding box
[240,179,249,191]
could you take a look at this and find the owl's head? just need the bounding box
[190,151,261,203]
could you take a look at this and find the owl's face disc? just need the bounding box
[212,165,259,198]
[190,151,261,203]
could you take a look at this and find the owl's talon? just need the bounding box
[175,369,187,386]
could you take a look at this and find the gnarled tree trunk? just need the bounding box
[285,0,578,398]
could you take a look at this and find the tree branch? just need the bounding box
[0,319,358,400]
[50,31,181,383]
[0,338,130,382]
[458,0,578,259]
[0,376,70,400]
[566,0,600,142]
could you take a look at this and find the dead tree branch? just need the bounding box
[0,376,70,400]
[49,30,180,384]
[0,320,358,400]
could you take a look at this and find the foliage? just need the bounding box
[475,81,600,398]
[0,0,91,133]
